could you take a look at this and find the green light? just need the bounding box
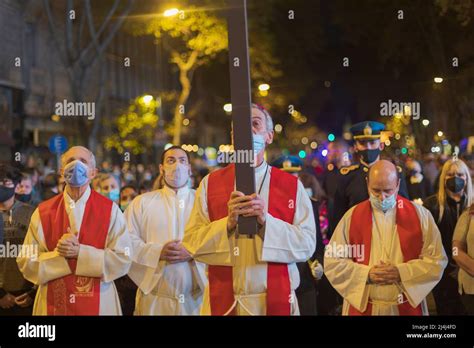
[401,147,408,154]
[298,150,306,159]
[328,133,335,142]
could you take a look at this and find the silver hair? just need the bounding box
[60,146,96,169]
[252,103,274,132]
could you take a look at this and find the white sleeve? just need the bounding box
[16,209,72,285]
[124,196,166,294]
[75,203,132,282]
[182,176,233,266]
[396,204,448,307]
[260,180,317,263]
[323,207,371,312]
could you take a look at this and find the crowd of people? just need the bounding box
[1,104,474,316]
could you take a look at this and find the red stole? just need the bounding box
[207,164,296,315]
[348,195,423,315]
[38,190,112,315]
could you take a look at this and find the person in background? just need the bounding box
[15,173,41,207]
[91,174,103,192]
[41,173,60,201]
[275,156,320,315]
[299,171,342,316]
[139,180,153,194]
[24,168,42,205]
[120,185,138,212]
[422,153,440,189]
[323,140,351,231]
[99,173,121,204]
[0,165,36,315]
[406,159,433,202]
[425,158,473,315]
[453,204,474,314]
[115,183,139,315]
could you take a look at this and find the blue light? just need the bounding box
[328,134,335,142]
[298,150,306,159]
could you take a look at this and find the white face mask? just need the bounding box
[163,162,189,189]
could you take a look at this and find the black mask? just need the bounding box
[446,177,465,193]
[16,193,32,203]
[359,148,380,164]
[0,187,15,203]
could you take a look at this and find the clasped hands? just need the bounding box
[56,228,80,259]
[227,191,266,233]
[368,261,401,285]
[160,240,191,264]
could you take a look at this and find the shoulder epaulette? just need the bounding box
[340,164,360,175]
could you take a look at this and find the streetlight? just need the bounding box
[142,95,153,106]
[258,83,270,97]
[163,8,179,17]
[223,103,232,113]
[434,77,443,84]
[422,119,430,127]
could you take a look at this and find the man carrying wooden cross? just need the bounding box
[182,104,316,315]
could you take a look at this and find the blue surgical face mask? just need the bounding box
[63,160,90,187]
[104,188,120,202]
[253,133,266,154]
[370,192,397,212]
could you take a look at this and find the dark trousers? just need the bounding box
[432,272,465,315]
[115,275,137,316]
[316,274,342,315]
[296,287,317,316]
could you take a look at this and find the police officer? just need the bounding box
[332,121,408,229]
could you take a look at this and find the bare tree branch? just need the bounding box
[43,0,74,82]
[84,0,121,54]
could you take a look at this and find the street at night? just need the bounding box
[0,0,473,345]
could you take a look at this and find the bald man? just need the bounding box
[325,160,447,315]
[17,146,132,315]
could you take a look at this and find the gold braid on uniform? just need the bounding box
[340,164,360,175]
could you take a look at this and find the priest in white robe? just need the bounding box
[126,146,205,315]
[183,104,316,316]
[325,160,447,315]
[17,146,131,315]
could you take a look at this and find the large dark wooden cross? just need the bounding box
[227,0,258,236]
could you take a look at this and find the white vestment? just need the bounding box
[126,186,205,315]
[324,202,447,315]
[17,186,132,315]
[182,162,316,315]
